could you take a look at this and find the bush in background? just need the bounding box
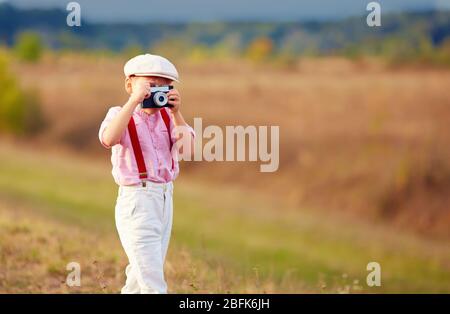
[0,52,46,135]
[341,34,450,68]
[245,37,274,63]
[121,43,145,59]
[14,31,44,63]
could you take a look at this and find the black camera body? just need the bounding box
[142,85,173,108]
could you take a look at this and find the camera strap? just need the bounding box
[127,108,175,182]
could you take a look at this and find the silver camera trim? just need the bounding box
[150,86,171,93]
[153,91,169,107]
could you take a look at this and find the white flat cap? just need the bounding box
[124,53,179,82]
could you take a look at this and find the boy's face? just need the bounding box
[126,75,173,94]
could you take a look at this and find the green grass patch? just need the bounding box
[0,143,449,292]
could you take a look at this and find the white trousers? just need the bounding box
[115,181,173,294]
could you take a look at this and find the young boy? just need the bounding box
[98,54,195,294]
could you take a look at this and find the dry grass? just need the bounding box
[0,140,449,293]
[11,53,450,237]
[0,200,284,294]
[0,202,123,293]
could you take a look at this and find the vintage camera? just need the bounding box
[142,85,174,108]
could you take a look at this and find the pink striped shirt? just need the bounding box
[99,106,194,186]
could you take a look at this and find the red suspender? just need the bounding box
[160,108,175,170]
[128,116,148,180]
[127,108,175,182]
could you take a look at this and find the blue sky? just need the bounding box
[5,0,450,23]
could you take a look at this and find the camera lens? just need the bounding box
[153,91,168,107]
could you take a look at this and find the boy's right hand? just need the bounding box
[129,80,151,105]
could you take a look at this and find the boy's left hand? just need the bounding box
[167,89,181,113]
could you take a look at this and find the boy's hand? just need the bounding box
[129,80,151,105]
[167,89,181,113]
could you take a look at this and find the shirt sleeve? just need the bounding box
[98,106,124,149]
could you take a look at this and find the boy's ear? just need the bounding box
[125,76,133,94]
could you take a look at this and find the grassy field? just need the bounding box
[13,54,450,237]
[0,141,449,293]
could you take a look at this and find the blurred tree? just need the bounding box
[245,37,274,63]
[212,33,243,59]
[0,52,46,135]
[152,37,192,61]
[14,31,44,62]
[121,43,145,59]
[57,31,86,51]
[188,44,211,63]
[436,37,450,66]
